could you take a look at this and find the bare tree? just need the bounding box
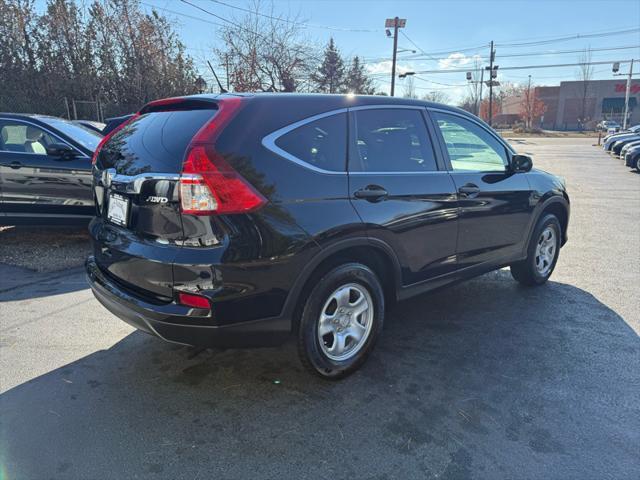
[465,57,483,115]
[216,0,315,92]
[0,0,197,116]
[422,90,450,104]
[402,76,418,99]
[575,48,594,130]
[520,83,546,129]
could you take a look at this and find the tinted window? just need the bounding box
[0,121,57,154]
[433,112,508,172]
[99,109,216,175]
[351,109,437,172]
[275,113,347,172]
[40,117,102,151]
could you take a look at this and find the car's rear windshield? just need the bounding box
[40,117,102,151]
[99,109,217,175]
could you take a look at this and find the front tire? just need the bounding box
[297,263,384,379]
[511,214,561,286]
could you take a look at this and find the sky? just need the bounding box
[36,0,640,102]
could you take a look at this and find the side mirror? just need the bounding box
[46,143,78,159]
[511,154,533,173]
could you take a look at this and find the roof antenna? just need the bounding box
[207,60,228,93]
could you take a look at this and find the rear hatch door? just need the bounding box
[92,99,219,301]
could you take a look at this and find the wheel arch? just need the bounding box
[283,238,402,332]
[526,195,570,251]
[541,200,569,246]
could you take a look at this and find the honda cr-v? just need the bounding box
[86,93,570,378]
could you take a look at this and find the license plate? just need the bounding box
[107,192,129,227]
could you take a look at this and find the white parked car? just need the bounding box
[598,120,621,132]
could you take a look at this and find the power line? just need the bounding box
[372,26,640,62]
[205,0,380,32]
[180,0,259,35]
[399,31,440,62]
[412,76,467,87]
[362,45,640,65]
[141,1,226,28]
[495,27,640,47]
[414,59,638,75]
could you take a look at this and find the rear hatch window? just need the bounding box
[99,109,217,175]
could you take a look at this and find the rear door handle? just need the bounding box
[458,183,481,197]
[354,185,388,202]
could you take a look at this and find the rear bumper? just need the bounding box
[86,256,291,348]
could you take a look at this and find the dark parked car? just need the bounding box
[0,113,102,225]
[72,119,106,134]
[624,144,640,171]
[102,114,134,136]
[620,140,640,159]
[86,94,570,378]
[611,135,640,156]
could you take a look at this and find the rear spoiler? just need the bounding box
[138,96,221,115]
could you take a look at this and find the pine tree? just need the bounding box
[344,56,374,94]
[311,38,345,93]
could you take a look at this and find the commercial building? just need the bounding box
[497,79,639,130]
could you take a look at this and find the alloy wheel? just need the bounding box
[317,283,374,361]
[534,226,557,276]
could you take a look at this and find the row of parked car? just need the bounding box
[602,124,640,172]
[0,113,131,225]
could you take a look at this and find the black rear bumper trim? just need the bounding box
[86,256,291,348]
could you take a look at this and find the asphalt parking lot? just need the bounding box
[1,137,638,480]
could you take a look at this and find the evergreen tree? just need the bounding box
[311,38,345,93]
[344,56,374,94]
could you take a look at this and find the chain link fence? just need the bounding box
[0,96,140,122]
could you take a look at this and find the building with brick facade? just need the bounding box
[495,79,639,130]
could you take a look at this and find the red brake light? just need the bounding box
[179,97,266,215]
[177,292,211,310]
[92,114,139,165]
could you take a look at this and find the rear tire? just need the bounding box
[297,263,384,379]
[511,214,561,286]
[634,155,640,172]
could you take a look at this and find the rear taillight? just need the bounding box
[179,98,266,215]
[91,114,139,165]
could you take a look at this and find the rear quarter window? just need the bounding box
[274,113,347,172]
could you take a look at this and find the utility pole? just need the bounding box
[623,59,634,130]
[220,53,230,90]
[613,59,637,129]
[385,17,406,96]
[527,74,532,128]
[488,41,495,126]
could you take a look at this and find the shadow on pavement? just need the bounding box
[1,272,639,479]
[0,265,88,301]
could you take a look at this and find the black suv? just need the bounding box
[86,94,569,378]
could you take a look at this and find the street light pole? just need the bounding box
[488,41,495,126]
[623,59,634,130]
[386,17,406,97]
[391,18,399,96]
[478,68,484,117]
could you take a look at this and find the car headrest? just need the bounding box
[25,126,44,142]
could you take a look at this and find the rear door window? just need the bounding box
[274,113,347,172]
[350,109,438,172]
